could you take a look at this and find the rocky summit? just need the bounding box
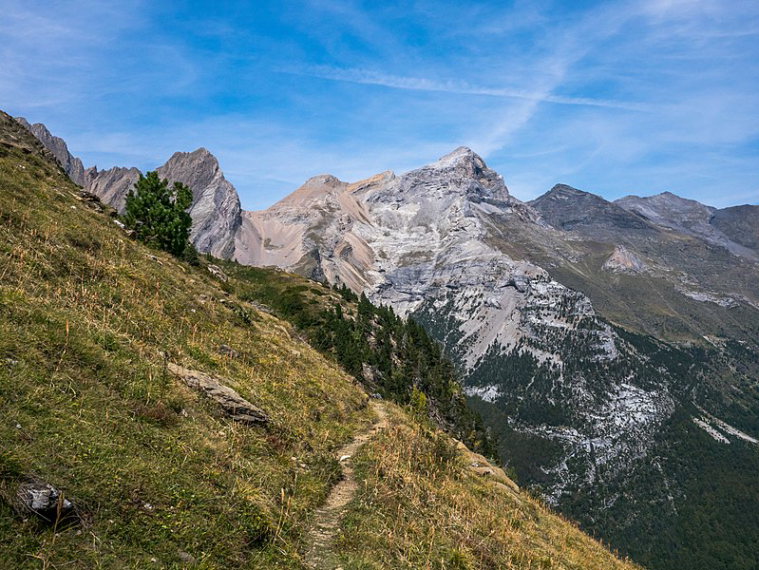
[17,117,759,570]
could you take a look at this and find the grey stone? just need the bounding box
[15,478,78,526]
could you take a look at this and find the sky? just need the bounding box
[2,0,758,210]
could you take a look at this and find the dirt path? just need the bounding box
[303,400,389,569]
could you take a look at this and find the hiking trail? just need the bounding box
[303,400,389,569]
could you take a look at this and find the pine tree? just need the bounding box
[122,171,195,258]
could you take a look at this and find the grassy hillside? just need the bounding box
[0,111,638,569]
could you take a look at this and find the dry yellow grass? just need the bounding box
[336,405,641,570]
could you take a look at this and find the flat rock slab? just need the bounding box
[167,363,268,425]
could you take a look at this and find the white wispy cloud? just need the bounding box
[285,66,650,111]
[2,0,757,209]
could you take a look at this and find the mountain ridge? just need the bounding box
[15,114,759,570]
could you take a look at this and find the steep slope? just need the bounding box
[0,110,640,569]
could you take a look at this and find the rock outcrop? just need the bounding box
[167,363,269,425]
[157,149,242,259]
[84,166,142,212]
[529,183,652,234]
[602,245,647,273]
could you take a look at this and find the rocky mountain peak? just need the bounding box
[434,146,482,168]
[615,191,714,216]
[304,174,344,189]
[15,117,86,186]
[615,192,759,259]
[530,184,651,232]
[545,183,588,198]
[393,146,510,203]
[157,148,222,196]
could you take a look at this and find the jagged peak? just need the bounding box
[165,147,217,164]
[160,148,222,181]
[432,146,487,171]
[397,146,510,201]
[15,116,35,131]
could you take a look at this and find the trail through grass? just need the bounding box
[304,401,389,569]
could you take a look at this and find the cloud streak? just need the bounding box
[286,66,650,111]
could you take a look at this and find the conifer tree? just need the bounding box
[122,171,195,258]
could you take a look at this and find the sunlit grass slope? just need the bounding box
[0,112,371,568]
[1,111,638,569]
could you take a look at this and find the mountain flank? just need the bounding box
[1,110,642,568]
[14,113,759,570]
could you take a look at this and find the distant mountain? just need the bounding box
[616,191,758,260]
[18,118,759,570]
[711,204,759,251]
[530,183,651,232]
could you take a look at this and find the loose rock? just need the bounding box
[206,264,228,282]
[15,478,78,526]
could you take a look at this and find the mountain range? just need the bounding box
[17,116,759,570]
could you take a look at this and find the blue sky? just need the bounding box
[2,0,758,209]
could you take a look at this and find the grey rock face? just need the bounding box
[156,149,242,258]
[15,118,86,186]
[84,166,142,213]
